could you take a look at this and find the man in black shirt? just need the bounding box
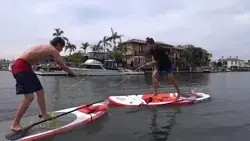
[146,37,181,100]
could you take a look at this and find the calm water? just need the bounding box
[0,71,250,141]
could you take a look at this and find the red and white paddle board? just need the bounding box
[1,102,108,141]
[108,92,210,107]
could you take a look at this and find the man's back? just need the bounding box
[19,45,57,66]
[150,45,172,68]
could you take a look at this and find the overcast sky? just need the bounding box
[1,0,250,60]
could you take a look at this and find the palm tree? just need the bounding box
[101,36,112,52]
[80,42,90,54]
[64,42,76,55]
[52,28,69,43]
[117,43,130,55]
[110,28,123,50]
[53,28,64,37]
[116,43,130,62]
[91,40,103,51]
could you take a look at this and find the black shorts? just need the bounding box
[12,58,43,95]
[13,71,43,95]
[157,62,173,74]
[157,66,173,74]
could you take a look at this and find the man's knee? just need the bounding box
[152,69,158,75]
[167,73,174,80]
[24,94,35,102]
[152,70,158,79]
[36,89,44,95]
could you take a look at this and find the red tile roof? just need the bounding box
[122,38,174,47]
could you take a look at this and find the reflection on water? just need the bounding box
[149,107,181,141]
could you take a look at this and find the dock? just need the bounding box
[35,70,145,76]
[144,70,220,74]
[35,71,67,76]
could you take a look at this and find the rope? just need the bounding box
[110,61,155,87]
[65,70,92,91]
[65,67,161,90]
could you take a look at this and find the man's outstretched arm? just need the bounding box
[51,49,76,76]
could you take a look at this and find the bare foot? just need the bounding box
[10,124,22,132]
[39,113,53,120]
[175,93,181,101]
[175,96,180,101]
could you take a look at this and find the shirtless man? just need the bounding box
[145,37,181,100]
[10,37,77,132]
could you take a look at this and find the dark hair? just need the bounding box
[146,37,155,44]
[50,37,65,47]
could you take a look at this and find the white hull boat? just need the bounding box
[70,59,126,76]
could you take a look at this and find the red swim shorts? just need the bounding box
[11,58,43,95]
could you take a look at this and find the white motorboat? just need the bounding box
[70,59,126,76]
[8,63,12,72]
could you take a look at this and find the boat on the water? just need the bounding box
[8,59,144,76]
[70,59,144,76]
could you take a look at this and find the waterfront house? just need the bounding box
[218,56,246,70]
[119,39,149,69]
[119,39,185,70]
[171,45,186,70]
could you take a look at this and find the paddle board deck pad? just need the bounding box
[108,92,210,107]
[1,102,108,141]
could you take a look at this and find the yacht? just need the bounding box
[8,63,12,72]
[70,59,126,76]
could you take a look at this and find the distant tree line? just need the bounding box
[175,44,212,69]
[52,28,128,63]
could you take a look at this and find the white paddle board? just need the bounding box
[1,102,108,141]
[108,92,210,107]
